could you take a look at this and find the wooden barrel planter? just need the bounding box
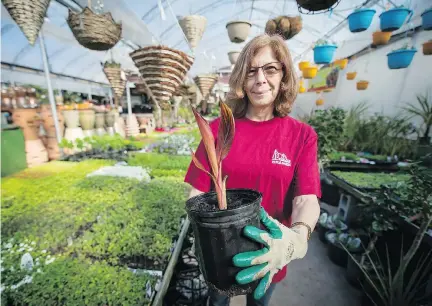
[25,139,48,167]
[2,0,51,45]
[40,105,64,138]
[12,108,41,141]
[67,7,122,51]
[179,15,207,49]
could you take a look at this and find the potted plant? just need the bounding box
[313,39,338,64]
[346,71,357,80]
[325,230,362,267]
[372,31,392,46]
[226,21,252,43]
[421,7,432,30]
[379,6,413,32]
[423,39,432,55]
[387,44,417,69]
[179,15,207,49]
[317,213,348,243]
[356,80,369,90]
[347,8,376,33]
[228,51,240,65]
[403,93,431,145]
[302,65,318,79]
[185,102,263,296]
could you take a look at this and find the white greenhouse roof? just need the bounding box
[1,0,431,88]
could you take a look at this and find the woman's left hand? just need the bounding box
[232,207,309,300]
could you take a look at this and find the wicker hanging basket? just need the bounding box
[103,67,126,99]
[67,7,122,51]
[130,46,194,105]
[193,75,218,100]
[2,0,51,45]
[179,15,207,49]
[265,16,302,40]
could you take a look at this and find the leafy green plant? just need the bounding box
[103,61,121,68]
[328,151,360,161]
[331,171,410,190]
[341,101,369,152]
[127,153,191,171]
[403,92,432,145]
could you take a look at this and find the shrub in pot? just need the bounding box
[185,102,262,296]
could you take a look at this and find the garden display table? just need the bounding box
[1,124,27,177]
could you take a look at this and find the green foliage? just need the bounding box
[328,151,360,161]
[145,134,195,155]
[307,107,346,164]
[178,106,195,123]
[127,153,191,171]
[103,61,121,68]
[331,171,410,190]
[150,168,187,178]
[403,92,432,143]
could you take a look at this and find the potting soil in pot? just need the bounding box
[186,189,262,297]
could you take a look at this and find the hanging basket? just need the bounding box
[298,61,310,71]
[372,31,392,46]
[421,8,432,30]
[387,49,417,69]
[67,7,122,51]
[379,7,412,32]
[129,46,194,105]
[194,75,219,100]
[346,72,357,80]
[316,98,324,106]
[265,16,302,40]
[226,21,252,43]
[103,67,126,99]
[2,0,51,45]
[347,8,376,33]
[333,58,348,69]
[302,66,318,79]
[313,44,337,64]
[296,0,339,13]
[423,41,432,55]
[179,15,207,49]
[228,51,241,65]
[299,85,306,93]
[356,80,369,90]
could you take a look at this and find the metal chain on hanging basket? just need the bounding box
[2,0,51,45]
[67,0,122,51]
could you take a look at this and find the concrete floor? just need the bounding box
[230,203,362,306]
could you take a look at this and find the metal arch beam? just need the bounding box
[1,24,15,35]
[60,51,92,73]
[13,43,36,63]
[47,45,70,61]
[140,0,181,22]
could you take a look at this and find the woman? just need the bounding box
[184,34,321,306]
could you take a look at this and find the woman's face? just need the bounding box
[244,46,283,109]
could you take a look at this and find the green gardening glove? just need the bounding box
[232,207,309,300]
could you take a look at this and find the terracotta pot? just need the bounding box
[79,109,95,130]
[346,72,357,80]
[45,137,61,160]
[63,110,80,128]
[95,113,105,128]
[357,80,369,90]
[12,108,41,141]
[25,139,48,167]
[423,41,432,55]
[40,105,64,138]
[372,31,392,46]
[105,111,116,127]
[226,21,252,43]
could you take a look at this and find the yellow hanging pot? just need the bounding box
[372,31,392,46]
[302,66,318,79]
[346,72,357,80]
[316,98,324,106]
[298,61,310,71]
[334,58,348,69]
[299,86,306,93]
[357,80,369,90]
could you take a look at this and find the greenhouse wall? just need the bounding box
[292,30,432,125]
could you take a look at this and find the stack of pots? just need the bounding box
[40,105,64,160]
[12,108,48,167]
[79,109,96,137]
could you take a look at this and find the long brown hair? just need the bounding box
[226,34,298,118]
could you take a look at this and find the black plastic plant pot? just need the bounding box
[185,189,262,297]
[318,224,330,243]
[326,232,363,268]
[346,253,363,289]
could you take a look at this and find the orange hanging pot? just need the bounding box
[334,58,348,69]
[346,72,357,80]
[299,85,306,93]
[423,41,432,55]
[298,61,310,71]
[316,98,324,106]
[302,66,318,79]
[372,31,392,46]
[357,80,369,90]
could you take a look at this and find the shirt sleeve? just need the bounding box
[294,126,322,198]
[183,118,220,192]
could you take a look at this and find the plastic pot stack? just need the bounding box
[129,45,194,106]
[179,15,207,49]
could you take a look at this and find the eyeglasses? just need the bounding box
[246,62,283,79]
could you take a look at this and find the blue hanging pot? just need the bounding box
[421,8,432,30]
[380,7,413,32]
[347,9,376,33]
[313,44,337,64]
[387,49,417,69]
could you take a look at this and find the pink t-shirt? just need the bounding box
[184,115,321,283]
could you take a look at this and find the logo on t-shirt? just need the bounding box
[272,149,291,167]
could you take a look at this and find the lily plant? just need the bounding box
[190,102,235,210]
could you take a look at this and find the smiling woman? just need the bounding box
[184,33,321,306]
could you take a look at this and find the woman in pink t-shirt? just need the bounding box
[184,34,321,306]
